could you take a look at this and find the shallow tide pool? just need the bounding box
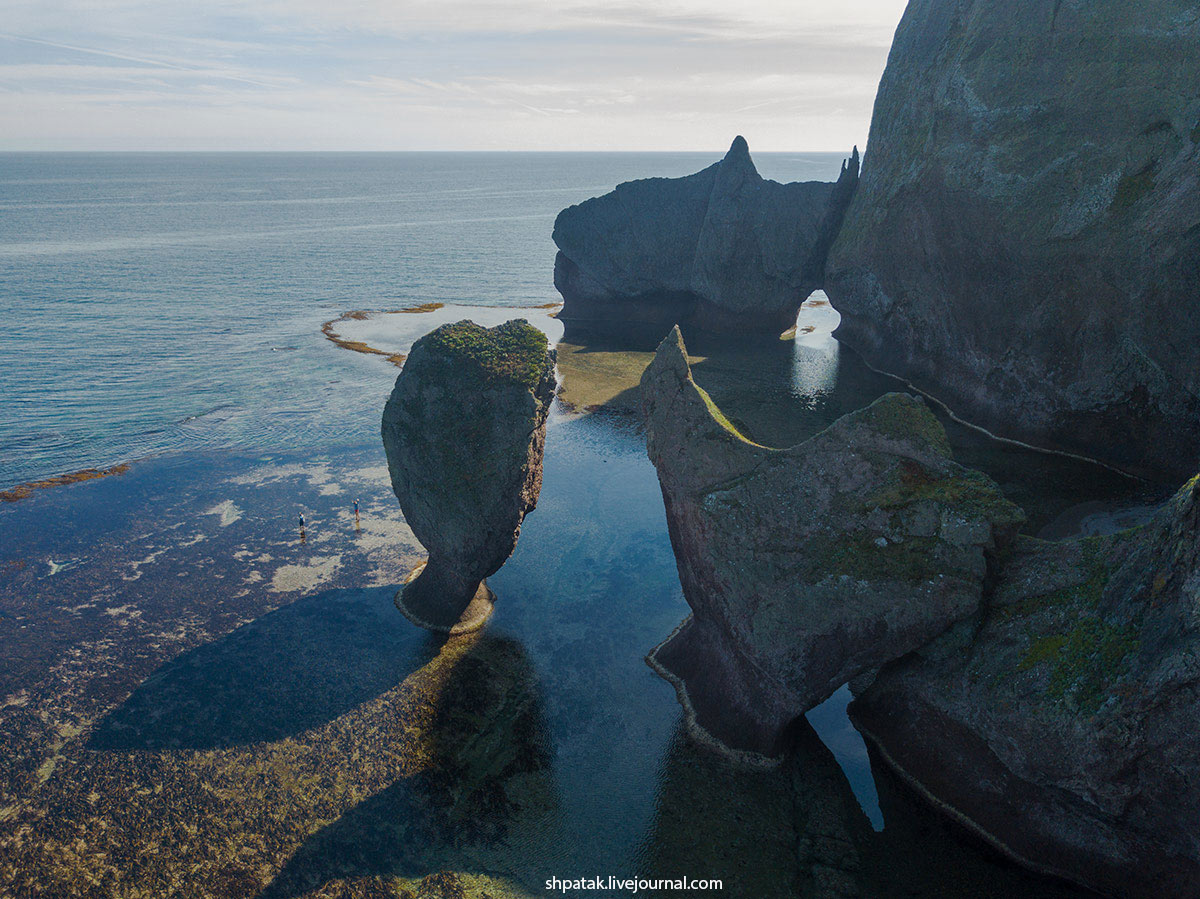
[0,294,1144,896]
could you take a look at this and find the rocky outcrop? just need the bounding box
[381,320,556,632]
[553,137,859,337]
[640,326,1023,755]
[826,0,1200,479]
[851,474,1200,898]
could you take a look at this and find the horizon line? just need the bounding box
[0,147,859,154]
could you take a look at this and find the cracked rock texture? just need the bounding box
[852,473,1200,899]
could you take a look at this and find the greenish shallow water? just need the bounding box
[0,152,1150,896]
[0,295,1144,896]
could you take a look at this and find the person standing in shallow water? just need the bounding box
[353,499,360,531]
[299,512,306,543]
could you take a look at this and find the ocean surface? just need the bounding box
[0,151,846,489]
[0,153,1147,896]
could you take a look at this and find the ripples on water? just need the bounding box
[0,152,1155,896]
[0,151,844,488]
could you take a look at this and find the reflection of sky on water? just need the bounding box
[789,290,842,405]
[807,684,884,830]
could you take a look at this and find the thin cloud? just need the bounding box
[0,0,908,150]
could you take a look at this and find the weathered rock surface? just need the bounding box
[826,0,1200,478]
[640,326,1023,755]
[851,475,1200,898]
[553,137,859,337]
[382,320,556,632]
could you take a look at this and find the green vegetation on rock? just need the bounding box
[694,383,762,446]
[422,320,551,388]
[850,394,953,457]
[801,533,944,585]
[864,460,1023,529]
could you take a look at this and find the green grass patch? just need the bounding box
[422,320,551,388]
[801,533,943,584]
[694,383,762,446]
[854,394,953,457]
[863,460,1024,528]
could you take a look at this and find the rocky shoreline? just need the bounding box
[632,326,1200,896]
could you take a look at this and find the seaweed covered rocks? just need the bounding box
[382,320,556,632]
[640,327,1023,755]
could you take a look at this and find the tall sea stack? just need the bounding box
[381,320,557,633]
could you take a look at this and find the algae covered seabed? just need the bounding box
[0,300,1153,898]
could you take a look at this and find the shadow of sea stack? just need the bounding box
[382,320,557,633]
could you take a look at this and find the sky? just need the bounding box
[0,0,909,152]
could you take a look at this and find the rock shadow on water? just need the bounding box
[636,720,1097,898]
[256,632,558,899]
[88,586,439,751]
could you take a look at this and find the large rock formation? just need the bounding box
[553,137,859,337]
[640,327,1023,755]
[826,0,1200,479]
[381,320,556,632]
[851,474,1200,898]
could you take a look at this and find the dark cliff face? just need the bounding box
[552,137,858,338]
[851,474,1200,898]
[826,0,1200,479]
[639,327,1022,756]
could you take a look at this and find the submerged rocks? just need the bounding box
[553,137,859,337]
[381,320,556,632]
[851,476,1200,898]
[640,327,1023,755]
[826,0,1200,478]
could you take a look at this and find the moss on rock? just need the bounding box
[421,320,552,389]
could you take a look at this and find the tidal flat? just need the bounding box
[0,298,1162,898]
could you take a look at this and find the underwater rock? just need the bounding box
[640,327,1023,755]
[553,137,858,337]
[851,475,1200,898]
[825,0,1200,478]
[382,320,556,632]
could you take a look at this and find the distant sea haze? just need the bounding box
[0,151,847,489]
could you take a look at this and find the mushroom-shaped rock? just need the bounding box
[382,319,556,633]
[640,327,1024,756]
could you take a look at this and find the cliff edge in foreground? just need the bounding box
[640,327,1022,755]
[853,475,1200,898]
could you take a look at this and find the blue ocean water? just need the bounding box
[0,151,846,489]
[0,153,1137,895]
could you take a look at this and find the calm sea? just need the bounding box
[0,151,846,489]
